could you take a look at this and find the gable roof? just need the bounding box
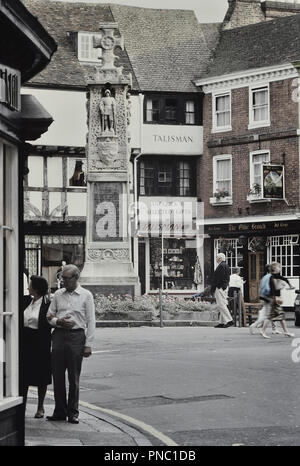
[199,13,300,81]
[22,0,221,93]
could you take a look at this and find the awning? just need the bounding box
[11,94,53,141]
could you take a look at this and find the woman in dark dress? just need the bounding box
[21,275,52,418]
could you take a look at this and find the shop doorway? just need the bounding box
[248,252,264,302]
[138,242,146,295]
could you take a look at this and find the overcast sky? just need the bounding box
[52,0,229,23]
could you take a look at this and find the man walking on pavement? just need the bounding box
[211,253,234,328]
[46,264,95,424]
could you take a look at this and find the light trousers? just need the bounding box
[214,287,232,325]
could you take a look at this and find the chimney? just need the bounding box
[222,0,265,30]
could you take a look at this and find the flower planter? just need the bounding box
[210,196,232,205]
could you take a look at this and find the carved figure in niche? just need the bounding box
[69,160,86,186]
[99,89,116,133]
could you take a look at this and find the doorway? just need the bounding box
[248,252,264,302]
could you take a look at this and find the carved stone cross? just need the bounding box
[93,22,124,71]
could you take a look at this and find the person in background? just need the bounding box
[260,262,295,339]
[69,160,86,187]
[249,265,281,335]
[21,275,52,418]
[211,253,234,328]
[228,267,246,325]
[46,264,95,424]
[56,260,67,289]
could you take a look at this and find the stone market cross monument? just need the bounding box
[80,23,140,296]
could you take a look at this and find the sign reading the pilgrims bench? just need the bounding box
[262,165,284,199]
[0,64,21,111]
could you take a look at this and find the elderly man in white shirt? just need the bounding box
[46,264,95,424]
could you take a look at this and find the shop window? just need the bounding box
[267,235,300,278]
[149,238,197,291]
[212,92,231,132]
[214,238,244,275]
[139,157,196,197]
[249,85,270,128]
[144,94,200,125]
[25,236,42,277]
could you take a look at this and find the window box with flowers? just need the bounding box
[210,188,232,205]
[247,183,270,203]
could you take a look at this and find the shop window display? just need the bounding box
[150,238,197,290]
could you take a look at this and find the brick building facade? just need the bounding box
[196,2,300,306]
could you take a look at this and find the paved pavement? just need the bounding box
[25,390,152,446]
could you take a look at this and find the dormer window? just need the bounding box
[77,32,102,62]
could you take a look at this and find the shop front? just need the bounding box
[137,197,204,296]
[24,233,85,292]
[205,217,300,308]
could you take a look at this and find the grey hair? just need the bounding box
[63,264,80,279]
[270,262,281,274]
[216,253,226,263]
[232,267,240,274]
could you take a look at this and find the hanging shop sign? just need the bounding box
[262,165,284,199]
[0,64,21,111]
[205,219,299,235]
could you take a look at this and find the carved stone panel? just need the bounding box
[92,182,123,242]
[87,248,130,262]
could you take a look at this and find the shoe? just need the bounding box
[68,416,79,424]
[260,331,271,339]
[34,408,44,419]
[225,321,234,327]
[214,323,225,328]
[284,332,295,338]
[46,415,66,421]
[272,329,282,335]
[249,325,256,335]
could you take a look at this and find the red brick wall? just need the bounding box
[199,78,299,219]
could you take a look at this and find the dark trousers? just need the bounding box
[51,328,85,418]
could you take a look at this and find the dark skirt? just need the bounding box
[22,327,52,386]
[269,300,285,321]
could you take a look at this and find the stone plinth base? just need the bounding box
[80,261,140,296]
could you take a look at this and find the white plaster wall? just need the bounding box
[67,192,87,216]
[128,94,142,149]
[28,156,43,187]
[21,88,87,146]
